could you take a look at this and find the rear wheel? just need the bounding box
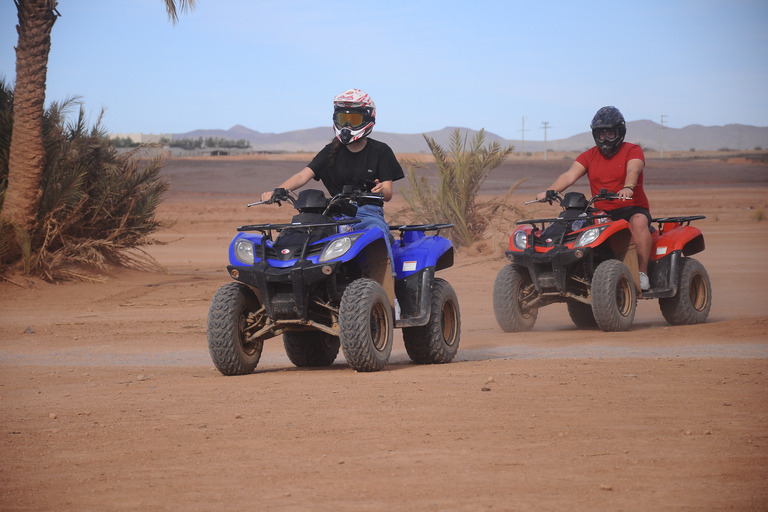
[567,300,598,329]
[207,282,266,375]
[591,259,636,332]
[403,278,461,364]
[339,279,394,372]
[659,258,712,325]
[283,331,340,367]
[493,264,538,332]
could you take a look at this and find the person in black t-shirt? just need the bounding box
[260,89,405,273]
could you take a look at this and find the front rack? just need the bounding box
[516,214,609,230]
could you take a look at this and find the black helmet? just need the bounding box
[590,106,626,158]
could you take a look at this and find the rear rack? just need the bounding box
[389,223,454,233]
[652,215,706,226]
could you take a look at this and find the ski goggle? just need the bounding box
[333,110,366,128]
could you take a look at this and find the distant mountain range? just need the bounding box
[173,121,768,154]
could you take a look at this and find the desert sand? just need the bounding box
[1,154,767,511]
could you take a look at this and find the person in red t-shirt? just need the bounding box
[536,106,652,290]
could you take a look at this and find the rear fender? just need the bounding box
[652,226,705,261]
[392,232,454,278]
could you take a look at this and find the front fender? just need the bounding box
[228,232,263,266]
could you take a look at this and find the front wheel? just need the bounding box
[339,279,394,372]
[283,331,340,367]
[591,259,636,332]
[659,257,712,325]
[493,264,538,332]
[207,282,266,375]
[403,278,461,364]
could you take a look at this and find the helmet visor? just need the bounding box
[595,129,619,142]
[333,110,365,129]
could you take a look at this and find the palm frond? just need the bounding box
[1,81,171,280]
[165,0,198,24]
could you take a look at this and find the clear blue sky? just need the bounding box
[1,0,766,140]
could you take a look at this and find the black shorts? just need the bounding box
[606,206,652,226]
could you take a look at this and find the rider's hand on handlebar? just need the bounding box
[535,190,559,202]
[261,188,289,203]
[370,179,384,194]
[617,187,633,201]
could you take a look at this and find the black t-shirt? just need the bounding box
[307,138,405,196]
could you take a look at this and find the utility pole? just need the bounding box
[541,121,550,160]
[519,116,531,155]
[660,115,667,158]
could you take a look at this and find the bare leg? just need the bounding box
[629,213,651,273]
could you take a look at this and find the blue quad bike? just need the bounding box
[207,186,461,374]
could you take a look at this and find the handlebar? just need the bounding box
[525,190,562,205]
[527,188,622,206]
[247,187,384,212]
[247,188,295,208]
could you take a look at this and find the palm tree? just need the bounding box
[3,0,197,256]
[4,0,58,239]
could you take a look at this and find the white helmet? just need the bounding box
[332,89,376,145]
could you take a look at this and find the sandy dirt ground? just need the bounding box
[1,155,767,511]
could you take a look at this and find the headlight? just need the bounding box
[234,239,255,264]
[513,230,528,250]
[319,235,360,262]
[575,227,605,247]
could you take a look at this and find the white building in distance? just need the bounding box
[110,132,172,144]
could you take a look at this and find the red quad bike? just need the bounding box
[493,189,712,332]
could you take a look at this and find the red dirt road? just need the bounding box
[1,156,767,511]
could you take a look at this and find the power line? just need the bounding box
[660,115,668,158]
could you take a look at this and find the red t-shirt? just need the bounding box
[575,143,649,211]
